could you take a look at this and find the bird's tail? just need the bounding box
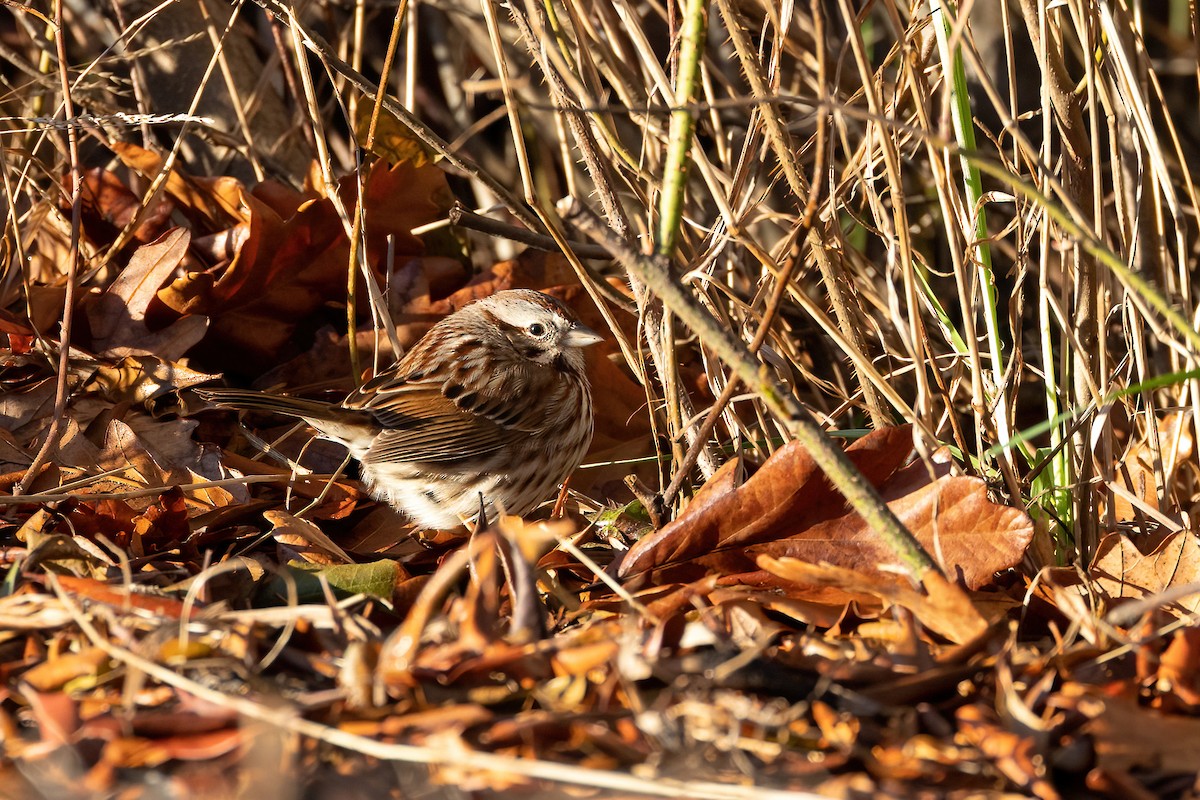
[193,387,344,421]
[192,387,377,455]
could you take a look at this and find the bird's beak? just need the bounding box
[563,322,604,348]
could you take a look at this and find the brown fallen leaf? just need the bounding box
[0,377,56,442]
[109,142,456,370]
[708,584,855,629]
[344,703,495,740]
[86,354,219,407]
[1089,531,1200,617]
[758,556,990,644]
[71,165,175,247]
[812,700,859,752]
[85,228,208,359]
[1103,411,1197,524]
[111,142,245,230]
[66,487,191,557]
[620,426,1033,591]
[618,427,914,586]
[50,575,194,620]
[1150,625,1200,712]
[22,689,78,747]
[955,704,1060,800]
[97,728,242,768]
[267,509,353,565]
[550,640,620,677]
[1063,681,1200,772]
[353,98,437,167]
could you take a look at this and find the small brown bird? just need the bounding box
[197,289,602,529]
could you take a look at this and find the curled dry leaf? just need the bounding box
[496,514,574,564]
[619,426,1034,591]
[0,592,74,630]
[353,99,436,167]
[63,417,233,513]
[106,142,453,370]
[66,486,192,557]
[21,647,111,693]
[22,689,78,747]
[86,354,219,407]
[1143,625,1200,712]
[0,377,55,441]
[51,575,193,620]
[72,165,174,248]
[112,142,248,230]
[97,728,243,769]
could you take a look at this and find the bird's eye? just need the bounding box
[527,323,547,337]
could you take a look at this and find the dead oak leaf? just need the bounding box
[86,354,219,406]
[618,426,916,587]
[619,426,1033,591]
[155,185,343,364]
[754,453,1035,590]
[955,705,1060,799]
[112,141,245,230]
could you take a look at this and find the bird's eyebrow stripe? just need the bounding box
[479,308,528,335]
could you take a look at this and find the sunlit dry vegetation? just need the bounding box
[2,0,1200,796]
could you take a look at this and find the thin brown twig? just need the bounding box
[15,0,81,496]
[449,202,611,259]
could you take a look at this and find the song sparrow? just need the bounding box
[196,289,602,529]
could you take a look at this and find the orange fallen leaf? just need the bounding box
[22,647,111,692]
[98,728,242,768]
[1152,626,1200,711]
[111,142,245,229]
[52,575,193,620]
[955,704,1060,799]
[71,164,174,247]
[108,142,457,370]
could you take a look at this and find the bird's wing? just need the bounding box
[355,378,523,465]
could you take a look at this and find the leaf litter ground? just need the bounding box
[2,155,1200,799]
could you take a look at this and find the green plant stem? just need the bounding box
[656,0,706,258]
